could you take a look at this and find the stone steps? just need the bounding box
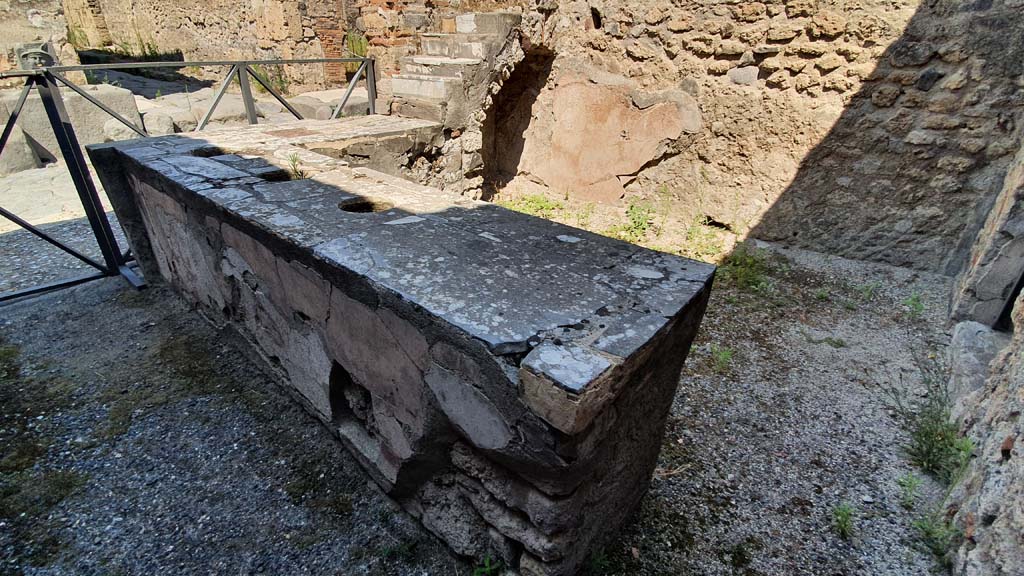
[391,73,464,102]
[419,33,494,59]
[390,12,521,128]
[390,98,449,124]
[454,11,522,36]
[400,55,484,78]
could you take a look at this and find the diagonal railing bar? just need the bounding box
[1,56,377,302]
[0,78,34,157]
[197,65,240,131]
[332,61,366,120]
[0,271,108,303]
[244,65,304,120]
[50,71,148,137]
[0,205,108,271]
[33,73,126,274]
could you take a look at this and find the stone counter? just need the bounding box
[88,117,715,576]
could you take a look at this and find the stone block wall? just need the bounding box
[948,290,1023,576]
[35,0,1024,276]
[466,0,1023,275]
[348,0,431,73]
[0,0,82,86]
[0,83,141,164]
[61,0,351,87]
[951,142,1024,327]
[62,0,109,46]
[88,118,714,576]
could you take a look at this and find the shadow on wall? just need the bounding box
[747,0,1023,278]
[479,45,556,200]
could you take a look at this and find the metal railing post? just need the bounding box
[51,71,148,137]
[366,59,377,115]
[1,56,378,301]
[33,72,125,275]
[236,62,260,125]
[245,65,304,120]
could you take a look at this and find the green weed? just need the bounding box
[251,64,290,95]
[913,511,958,565]
[574,203,595,229]
[678,215,723,262]
[898,473,922,510]
[498,194,564,219]
[710,344,734,373]
[720,243,769,290]
[832,502,855,540]
[885,355,972,484]
[903,292,925,320]
[287,153,307,180]
[346,30,370,74]
[473,555,503,575]
[801,329,846,348]
[824,337,847,348]
[586,551,614,574]
[67,26,89,50]
[603,201,656,243]
[858,282,881,301]
[378,540,418,562]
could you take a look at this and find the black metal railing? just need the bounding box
[0,57,377,303]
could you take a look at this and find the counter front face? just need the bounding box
[88,117,715,576]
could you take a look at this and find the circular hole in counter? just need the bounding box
[339,198,394,213]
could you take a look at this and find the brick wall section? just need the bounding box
[314,17,348,82]
[349,0,434,73]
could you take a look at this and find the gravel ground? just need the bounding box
[1,231,954,575]
[595,241,953,576]
[1,279,464,576]
[0,158,128,297]
[0,217,129,296]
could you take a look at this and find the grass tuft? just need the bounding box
[710,344,734,374]
[287,153,307,180]
[903,292,925,320]
[831,502,855,540]
[473,555,503,575]
[720,243,769,291]
[897,473,922,510]
[885,354,972,484]
[913,511,958,566]
[605,201,656,243]
[498,194,564,220]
